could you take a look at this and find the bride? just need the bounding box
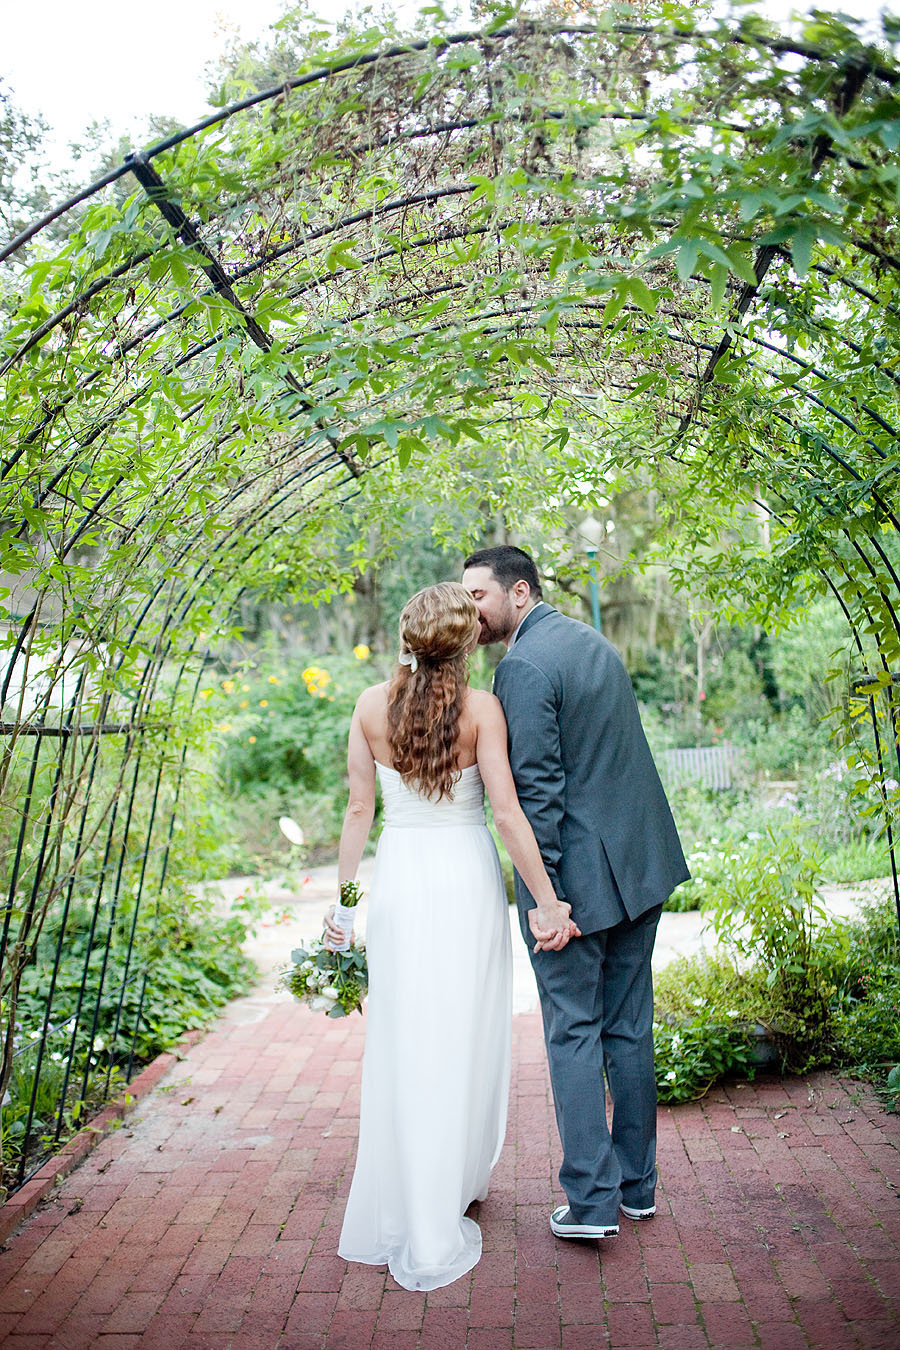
[324,581,578,1291]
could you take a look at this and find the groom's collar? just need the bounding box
[508,601,554,648]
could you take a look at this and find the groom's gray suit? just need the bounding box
[493,604,689,1224]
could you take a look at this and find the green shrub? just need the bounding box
[212,650,378,861]
[832,970,900,1069]
[821,838,893,884]
[654,951,769,1101]
[824,892,900,1082]
[215,658,362,797]
[654,1014,759,1103]
[655,953,774,1025]
[656,864,900,1100]
[6,882,256,1180]
[703,822,837,1070]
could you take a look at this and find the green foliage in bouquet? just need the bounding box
[339,880,364,908]
[280,939,368,1018]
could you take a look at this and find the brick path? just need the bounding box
[0,998,897,1349]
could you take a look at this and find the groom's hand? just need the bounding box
[529,902,581,953]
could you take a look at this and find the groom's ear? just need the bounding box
[512,580,532,608]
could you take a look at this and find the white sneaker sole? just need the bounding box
[620,1204,656,1220]
[550,1206,618,1239]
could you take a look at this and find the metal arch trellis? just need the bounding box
[1,12,899,1195]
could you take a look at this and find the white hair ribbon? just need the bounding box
[398,651,418,673]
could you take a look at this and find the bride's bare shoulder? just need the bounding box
[357,681,390,707]
[465,687,504,721]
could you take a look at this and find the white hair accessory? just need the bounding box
[398,651,418,673]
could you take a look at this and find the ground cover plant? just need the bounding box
[654,842,900,1103]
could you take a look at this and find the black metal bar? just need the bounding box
[73,729,134,1120]
[0,250,155,384]
[101,733,146,1097]
[4,18,895,267]
[124,154,274,353]
[673,54,873,443]
[0,164,134,264]
[0,723,140,737]
[49,734,101,1147]
[123,154,360,485]
[0,731,43,981]
[126,658,209,1080]
[11,670,88,1161]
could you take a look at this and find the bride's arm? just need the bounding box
[474,693,580,952]
[337,703,377,884]
[324,701,376,948]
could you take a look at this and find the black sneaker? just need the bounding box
[620,1203,656,1220]
[550,1206,619,1239]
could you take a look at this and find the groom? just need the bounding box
[463,545,689,1239]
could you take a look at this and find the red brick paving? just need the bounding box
[0,1006,897,1347]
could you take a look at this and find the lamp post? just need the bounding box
[580,515,604,633]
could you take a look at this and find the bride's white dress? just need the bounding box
[338,760,512,1291]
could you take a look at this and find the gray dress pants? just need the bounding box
[529,903,662,1225]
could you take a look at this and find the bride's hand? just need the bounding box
[322,903,344,952]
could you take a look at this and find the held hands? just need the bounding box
[326,895,579,953]
[528,900,581,954]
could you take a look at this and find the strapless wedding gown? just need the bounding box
[338,761,512,1291]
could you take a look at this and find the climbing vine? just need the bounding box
[1,2,899,1187]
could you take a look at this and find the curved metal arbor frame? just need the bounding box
[1,14,899,1192]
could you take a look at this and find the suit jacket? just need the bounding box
[492,605,689,934]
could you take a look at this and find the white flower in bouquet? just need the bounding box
[279,933,368,1018]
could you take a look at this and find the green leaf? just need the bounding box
[92,228,114,262]
[169,254,190,288]
[624,277,658,316]
[325,242,363,271]
[601,283,627,325]
[675,239,700,282]
[709,263,728,311]
[629,372,659,397]
[789,224,817,280]
[724,247,759,287]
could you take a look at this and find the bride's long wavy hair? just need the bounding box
[387,582,480,800]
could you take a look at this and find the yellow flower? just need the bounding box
[248,735,257,744]
[353,644,370,660]
[317,670,331,687]
[217,722,232,732]
[241,683,250,692]
[268,675,280,685]
[259,699,268,707]
[199,689,214,701]
[306,685,316,695]
[239,699,249,709]
[222,679,235,693]
[302,666,319,683]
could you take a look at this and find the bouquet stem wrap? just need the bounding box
[332,901,356,952]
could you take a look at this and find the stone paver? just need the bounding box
[0,985,898,1348]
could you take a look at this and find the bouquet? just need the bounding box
[280,937,368,1017]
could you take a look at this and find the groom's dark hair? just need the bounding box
[464,545,543,600]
